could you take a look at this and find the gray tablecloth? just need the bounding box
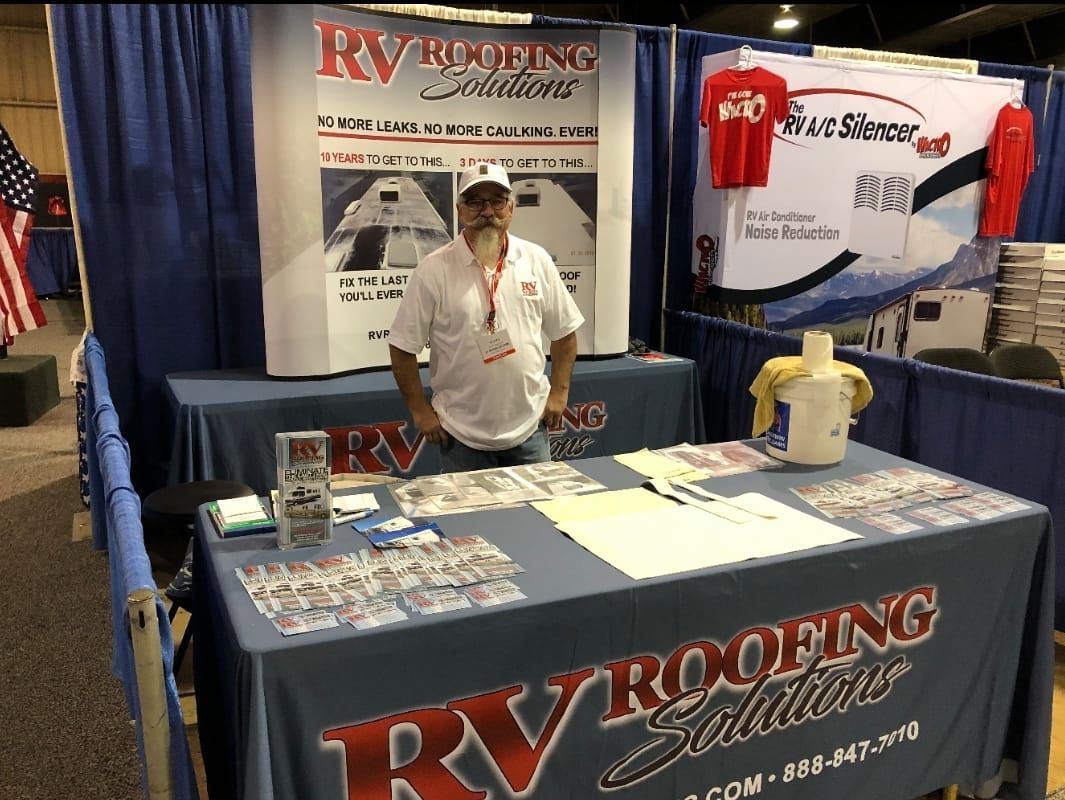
[193,441,1053,800]
[164,356,705,494]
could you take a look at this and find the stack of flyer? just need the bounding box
[208,495,275,538]
[235,535,526,620]
[275,431,332,550]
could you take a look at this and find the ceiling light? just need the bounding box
[773,5,800,30]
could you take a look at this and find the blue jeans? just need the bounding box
[439,423,551,473]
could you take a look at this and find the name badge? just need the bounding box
[476,327,516,364]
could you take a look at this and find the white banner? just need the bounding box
[691,51,1019,335]
[251,5,635,376]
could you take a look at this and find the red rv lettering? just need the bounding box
[602,655,665,721]
[314,21,415,85]
[448,668,596,792]
[324,708,484,800]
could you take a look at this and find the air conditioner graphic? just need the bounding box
[848,171,914,259]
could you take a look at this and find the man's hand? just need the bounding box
[390,344,449,446]
[543,331,577,429]
[541,387,567,429]
[413,406,449,445]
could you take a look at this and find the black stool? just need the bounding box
[141,479,256,673]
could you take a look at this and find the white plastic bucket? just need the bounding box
[765,372,857,465]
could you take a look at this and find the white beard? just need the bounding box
[471,224,504,267]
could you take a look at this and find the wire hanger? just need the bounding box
[1009,82,1024,108]
[733,45,755,71]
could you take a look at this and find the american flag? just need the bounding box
[0,122,46,345]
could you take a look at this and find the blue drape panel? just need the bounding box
[534,16,672,346]
[905,364,1065,626]
[628,26,674,345]
[1029,72,1065,243]
[978,61,1065,242]
[85,333,198,799]
[50,4,264,493]
[832,347,913,457]
[666,33,812,316]
[663,310,910,453]
[25,228,78,296]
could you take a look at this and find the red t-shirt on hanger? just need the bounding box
[979,102,1035,237]
[699,66,790,189]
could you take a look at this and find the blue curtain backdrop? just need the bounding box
[628,26,675,347]
[50,4,265,492]
[534,16,675,348]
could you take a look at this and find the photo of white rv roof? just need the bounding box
[504,173,597,268]
[321,171,454,271]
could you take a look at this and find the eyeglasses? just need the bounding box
[462,196,509,211]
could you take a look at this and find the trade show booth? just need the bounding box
[45,4,1065,800]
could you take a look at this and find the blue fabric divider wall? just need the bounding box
[665,309,1064,628]
[51,5,265,494]
[25,228,78,297]
[85,333,198,800]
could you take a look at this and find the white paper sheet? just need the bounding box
[531,487,678,524]
[557,493,861,579]
[613,449,708,482]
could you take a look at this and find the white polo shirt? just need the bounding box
[388,233,584,451]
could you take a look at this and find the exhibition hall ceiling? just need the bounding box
[460,3,1065,67]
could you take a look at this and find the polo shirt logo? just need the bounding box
[521,281,539,296]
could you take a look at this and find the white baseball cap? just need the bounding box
[457,162,511,196]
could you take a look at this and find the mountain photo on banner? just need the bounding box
[766,183,998,346]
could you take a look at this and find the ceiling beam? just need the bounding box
[881,4,1065,52]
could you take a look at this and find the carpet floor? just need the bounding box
[0,296,141,797]
[0,471,141,797]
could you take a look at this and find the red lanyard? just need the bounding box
[464,232,508,332]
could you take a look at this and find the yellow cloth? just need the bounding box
[749,357,874,437]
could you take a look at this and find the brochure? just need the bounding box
[234,534,525,627]
[389,462,605,518]
[367,522,443,548]
[464,579,527,607]
[270,608,340,636]
[275,431,332,550]
[656,441,783,478]
[335,599,409,629]
[859,513,924,534]
[208,498,276,538]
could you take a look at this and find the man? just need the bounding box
[388,163,583,472]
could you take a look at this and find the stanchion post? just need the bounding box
[128,588,174,800]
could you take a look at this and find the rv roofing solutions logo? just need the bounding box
[314,20,597,101]
[320,587,938,799]
[289,439,325,465]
